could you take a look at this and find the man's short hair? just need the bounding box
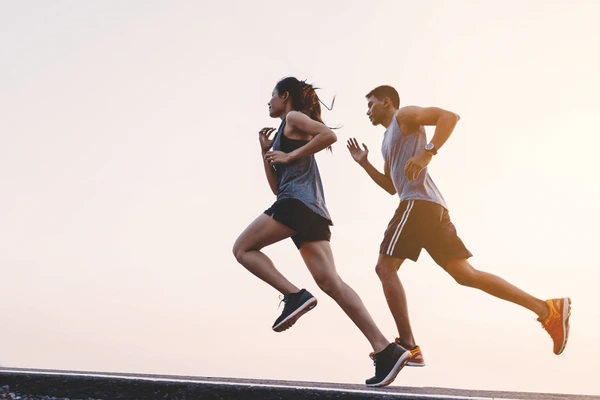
[366,85,400,108]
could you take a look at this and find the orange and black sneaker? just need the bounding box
[395,338,426,367]
[539,297,571,355]
[366,343,411,387]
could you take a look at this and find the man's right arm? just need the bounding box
[346,138,396,195]
[360,160,396,195]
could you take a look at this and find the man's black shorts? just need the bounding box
[380,200,472,268]
[264,198,332,249]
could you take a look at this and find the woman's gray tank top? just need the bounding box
[272,118,332,224]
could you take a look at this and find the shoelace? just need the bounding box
[539,303,558,328]
[538,302,567,344]
[538,317,551,338]
[369,352,378,366]
[278,294,289,309]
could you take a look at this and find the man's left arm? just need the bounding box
[397,106,460,181]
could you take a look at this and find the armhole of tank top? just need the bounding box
[274,119,286,143]
[281,117,288,140]
[411,136,419,156]
[281,118,310,149]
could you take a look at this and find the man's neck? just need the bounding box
[381,109,397,128]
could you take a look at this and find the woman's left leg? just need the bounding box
[299,240,389,353]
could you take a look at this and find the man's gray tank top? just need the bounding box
[381,117,448,209]
[272,118,332,224]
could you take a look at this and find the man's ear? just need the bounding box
[383,97,390,107]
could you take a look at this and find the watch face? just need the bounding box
[425,143,434,150]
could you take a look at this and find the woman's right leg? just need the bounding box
[232,213,299,295]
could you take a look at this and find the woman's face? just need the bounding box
[268,87,286,118]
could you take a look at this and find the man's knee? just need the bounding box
[447,259,477,287]
[375,262,399,280]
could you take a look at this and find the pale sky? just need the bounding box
[1,0,599,396]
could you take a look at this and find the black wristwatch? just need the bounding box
[425,143,437,155]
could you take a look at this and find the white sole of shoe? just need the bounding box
[556,297,572,355]
[406,361,426,367]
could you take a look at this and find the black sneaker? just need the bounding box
[272,289,317,332]
[365,343,411,387]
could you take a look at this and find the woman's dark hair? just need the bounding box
[275,77,326,123]
[275,76,335,152]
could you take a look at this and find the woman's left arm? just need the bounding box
[264,111,337,165]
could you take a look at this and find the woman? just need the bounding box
[232,77,410,387]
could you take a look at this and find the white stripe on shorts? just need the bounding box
[386,200,414,255]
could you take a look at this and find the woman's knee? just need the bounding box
[232,244,243,263]
[232,237,250,263]
[314,273,342,296]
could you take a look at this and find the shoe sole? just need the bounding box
[406,361,426,367]
[555,297,572,355]
[272,297,318,332]
[366,350,411,387]
[402,345,425,367]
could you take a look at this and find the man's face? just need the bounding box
[366,95,385,126]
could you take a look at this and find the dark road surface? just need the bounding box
[1,367,597,400]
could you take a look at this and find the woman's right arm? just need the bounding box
[259,127,277,195]
[262,149,277,195]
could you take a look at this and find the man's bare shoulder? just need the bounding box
[395,106,423,123]
[395,106,425,133]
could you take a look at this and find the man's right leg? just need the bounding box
[376,200,428,366]
[375,254,416,350]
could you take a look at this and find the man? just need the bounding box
[346,85,570,367]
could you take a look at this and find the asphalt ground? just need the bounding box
[1,368,597,400]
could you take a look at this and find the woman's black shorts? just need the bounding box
[264,198,332,249]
